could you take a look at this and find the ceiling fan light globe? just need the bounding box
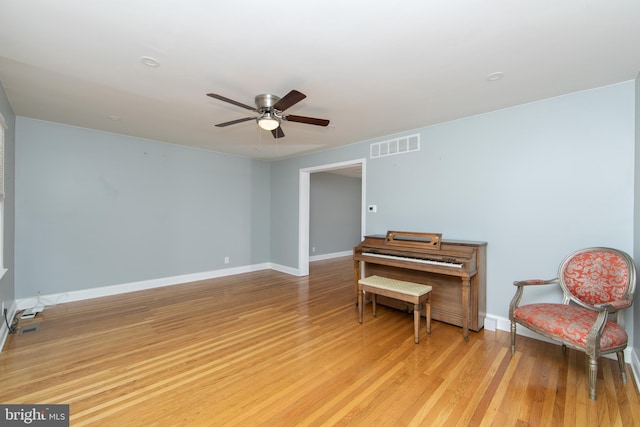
[258,117,280,131]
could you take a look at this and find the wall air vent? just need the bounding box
[370,134,420,159]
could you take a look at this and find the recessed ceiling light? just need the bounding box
[486,72,504,82]
[140,56,160,67]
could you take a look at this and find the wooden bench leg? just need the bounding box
[426,296,431,335]
[357,278,432,345]
[372,294,377,317]
[413,303,420,344]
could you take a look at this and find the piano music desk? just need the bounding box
[358,275,432,344]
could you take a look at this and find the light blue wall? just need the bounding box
[310,172,361,256]
[15,118,271,298]
[0,84,16,311]
[272,82,636,323]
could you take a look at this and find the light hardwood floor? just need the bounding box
[1,256,639,426]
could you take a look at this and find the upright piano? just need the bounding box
[353,231,487,341]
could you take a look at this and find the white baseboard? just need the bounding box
[16,263,273,311]
[630,347,640,394]
[270,263,302,276]
[486,312,638,391]
[0,300,17,352]
[272,251,352,276]
[309,250,352,262]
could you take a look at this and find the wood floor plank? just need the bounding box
[449,346,509,426]
[1,256,639,426]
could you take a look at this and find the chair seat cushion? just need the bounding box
[513,303,627,351]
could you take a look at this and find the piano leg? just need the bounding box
[353,259,361,304]
[461,278,470,341]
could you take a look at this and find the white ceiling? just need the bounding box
[1,1,639,160]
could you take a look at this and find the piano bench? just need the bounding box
[358,275,432,344]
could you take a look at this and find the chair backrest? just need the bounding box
[558,247,636,308]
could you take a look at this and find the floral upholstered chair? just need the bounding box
[509,247,636,400]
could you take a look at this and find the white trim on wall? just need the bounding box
[0,115,5,271]
[631,348,640,395]
[298,158,366,277]
[0,300,16,353]
[298,170,310,276]
[309,250,352,262]
[16,263,272,311]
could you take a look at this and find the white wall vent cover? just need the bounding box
[370,134,420,158]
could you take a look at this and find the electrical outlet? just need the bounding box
[224,256,229,264]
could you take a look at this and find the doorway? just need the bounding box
[298,158,366,276]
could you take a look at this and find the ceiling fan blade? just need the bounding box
[284,114,330,127]
[207,93,257,111]
[215,117,255,127]
[273,90,306,112]
[271,127,285,139]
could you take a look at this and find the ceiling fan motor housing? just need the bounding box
[255,94,281,112]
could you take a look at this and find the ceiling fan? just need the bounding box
[206,90,330,138]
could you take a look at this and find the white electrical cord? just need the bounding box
[21,293,69,318]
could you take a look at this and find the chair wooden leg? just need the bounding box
[358,290,364,324]
[510,321,516,355]
[588,356,598,400]
[616,351,628,384]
